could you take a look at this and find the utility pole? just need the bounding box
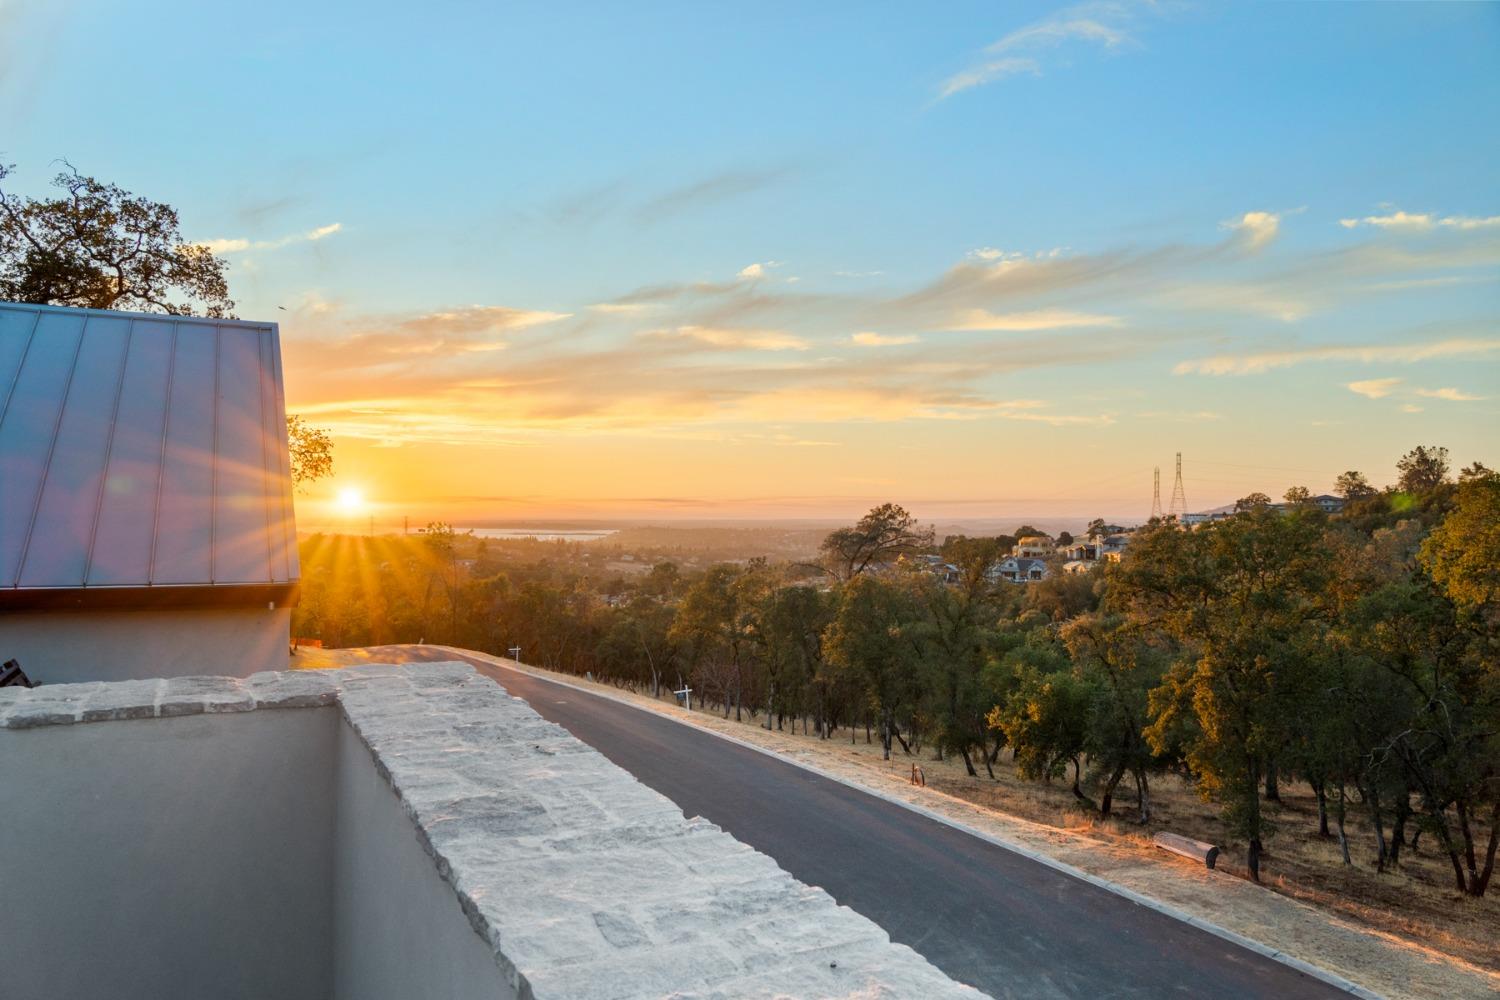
[1151,467,1162,520]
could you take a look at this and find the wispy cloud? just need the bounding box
[939,2,1142,100]
[738,260,782,281]
[1135,410,1225,422]
[946,307,1123,332]
[1415,386,1485,401]
[649,325,811,351]
[588,302,653,315]
[281,201,1497,449]
[1222,210,1281,251]
[938,57,1041,99]
[850,331,919,347]
[399,305,571,337]
[1339,208,1500,231]
[634,168,790,224]
[1176,337,1500,376]
[200,222,341,255]
[1346,377,1402,399]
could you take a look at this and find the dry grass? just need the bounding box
[744,710,1500,974]
[915,758,1499,972]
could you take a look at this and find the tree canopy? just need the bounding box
[0,162,233,316]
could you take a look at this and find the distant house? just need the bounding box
[909,553,960,584]
[1181,505,1236,527]
[1011,535,1052,558]
[1061,539,1100,562]
[990,557,1048,583]
[1184,494,1346,526]
[1099,533,1131,562]
[1314,494,1345,514]
[0,302,299,684]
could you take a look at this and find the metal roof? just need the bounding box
[0,302,299,593]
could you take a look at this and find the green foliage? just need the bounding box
[990,667,1093,784]
[1421,476,1500,614]
[819,503,933,581]
[824,573,926,758]
[1114,509,1334,877]
[1396,445,1451,494]
[0,162,233,316]
[286,415,334,490]
[1334,470,1376,500]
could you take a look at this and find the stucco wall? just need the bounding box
[0,707,337,1000]
[332,719,516,1000]
[0,606,290,684]
[0,687,515,1000]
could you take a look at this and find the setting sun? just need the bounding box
[335,486,366,514]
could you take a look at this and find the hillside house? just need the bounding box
[990,557,1049,583]
[1011,535,1053,558]
[0,302,298,684]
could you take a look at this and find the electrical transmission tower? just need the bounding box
[1150,467,1162,520]
[1168,452,1188,519]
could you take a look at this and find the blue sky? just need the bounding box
[3,1,1497,522]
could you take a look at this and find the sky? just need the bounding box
[3,1,1497,526]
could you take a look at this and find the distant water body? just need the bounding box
[465,528,618,542]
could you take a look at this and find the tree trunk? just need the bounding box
[1099,760,1126,820]
[1390,794,1410,867]
[1315,780,1329,838]
[1473,799,1499,897]
[1364,784,1388,872]
[1431,810,1471,894]
[1134,768,1151,824]
[1245,757,1264,882]
[1336,782,1352,865]
[1070,758,1098,812]
[1265,757,1280,802]
[1456,800,1486,896]
[959,746,978,778]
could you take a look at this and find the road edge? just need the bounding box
[436,646,1384,1000]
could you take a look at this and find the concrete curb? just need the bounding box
[437,647,1385,1000]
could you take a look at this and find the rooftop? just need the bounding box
[0,302,297,604]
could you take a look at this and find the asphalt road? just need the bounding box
[347,645,1345,999]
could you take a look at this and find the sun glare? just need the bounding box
[336,486,366,514]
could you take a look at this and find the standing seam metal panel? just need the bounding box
[13,315,91,586]
[0,303,298,590]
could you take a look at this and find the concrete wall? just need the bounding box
[331,720,516,1000]
[0,696,513,1000]
[0,606,290,684]
[0,708,337,1000]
